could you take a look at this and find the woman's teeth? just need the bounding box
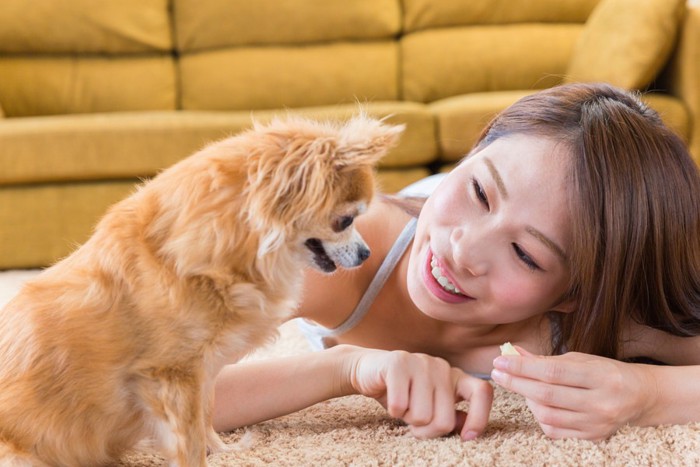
[430,256,464,296]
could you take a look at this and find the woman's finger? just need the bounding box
[455,371,493,440]
[491,369,588,410]
[537,422,595,440]
[384,360,411,419]
[492,353,592,388]
[425,374,459,434]
[528,401,613,441]
[408,385,456,439]
[401,365,435,427]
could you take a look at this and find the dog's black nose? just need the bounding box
[358,245,371,262]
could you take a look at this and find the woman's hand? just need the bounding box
[343,347,493,440]
[491,348,657,440]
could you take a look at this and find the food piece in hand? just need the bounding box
[499,342,520,356]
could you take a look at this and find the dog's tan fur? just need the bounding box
[0,114,403,466]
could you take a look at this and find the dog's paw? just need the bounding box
[206,429,234,455]
[234,428,260,451]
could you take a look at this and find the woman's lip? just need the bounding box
[422,248,473,304]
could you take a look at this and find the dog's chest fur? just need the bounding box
[183,269,303,372]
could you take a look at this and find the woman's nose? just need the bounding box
[450,226,488,277]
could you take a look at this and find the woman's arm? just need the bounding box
[212,344,494,440]
[212,345,355,431]
[639,364,700,426]
[490,348,700,440]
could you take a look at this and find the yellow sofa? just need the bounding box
[1,0,698,269]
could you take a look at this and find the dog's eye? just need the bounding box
[333,215,354,232]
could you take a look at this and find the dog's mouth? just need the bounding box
[304,238,338,273]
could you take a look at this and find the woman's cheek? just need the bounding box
[492,276,543,315]
[429,179,465,215]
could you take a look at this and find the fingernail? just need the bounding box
[492,356,509,370]
[462,430,478,441]
[491,369,505,383]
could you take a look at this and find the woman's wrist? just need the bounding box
[627,363,661,427]
[327,344,366,398]
[630,363,700,427]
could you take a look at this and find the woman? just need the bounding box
[212,83,700,441]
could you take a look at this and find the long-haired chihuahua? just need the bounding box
[0,114,403,466]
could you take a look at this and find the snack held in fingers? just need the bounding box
[500,342,520,356]
[0,113,403,466]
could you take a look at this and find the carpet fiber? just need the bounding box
[2,270,698,466]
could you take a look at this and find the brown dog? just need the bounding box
[0,114,403,466]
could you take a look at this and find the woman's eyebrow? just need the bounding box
[526,226,568,263]
[485,158,508,199]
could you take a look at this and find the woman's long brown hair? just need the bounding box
[474,82,700,358]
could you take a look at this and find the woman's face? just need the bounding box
[407,134,573,325]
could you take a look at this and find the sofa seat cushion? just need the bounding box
[0,180,138,269]
[0,102,436,185]
[375,168,431,194]
[431,90,690,163]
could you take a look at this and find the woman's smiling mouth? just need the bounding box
[423,249,473,303]
[430,255,464,295]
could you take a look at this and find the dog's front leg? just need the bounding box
[203,377,231,454]
[141,369,208,467]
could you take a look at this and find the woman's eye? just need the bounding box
[512,243,541,271]
[471,178,489,210]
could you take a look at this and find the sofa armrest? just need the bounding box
[667,1,700,161]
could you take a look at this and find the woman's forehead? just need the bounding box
[473,133,569,161]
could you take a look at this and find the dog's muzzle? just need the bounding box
[304,231,370,273]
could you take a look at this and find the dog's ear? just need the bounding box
[335,113,405,170]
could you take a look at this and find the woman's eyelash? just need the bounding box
[470,177,541,272]
[471,178,489,209]
[512,243,541,271]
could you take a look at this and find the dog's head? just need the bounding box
[244,113,404,273]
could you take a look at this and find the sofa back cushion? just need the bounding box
[403,0,600,30]
[174,0,401,111]
[0,0,175,116]
[564,0,686,90]
[401,0,601,103]
[174,0,401,51]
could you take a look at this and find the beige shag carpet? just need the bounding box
[2,271,699,466]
